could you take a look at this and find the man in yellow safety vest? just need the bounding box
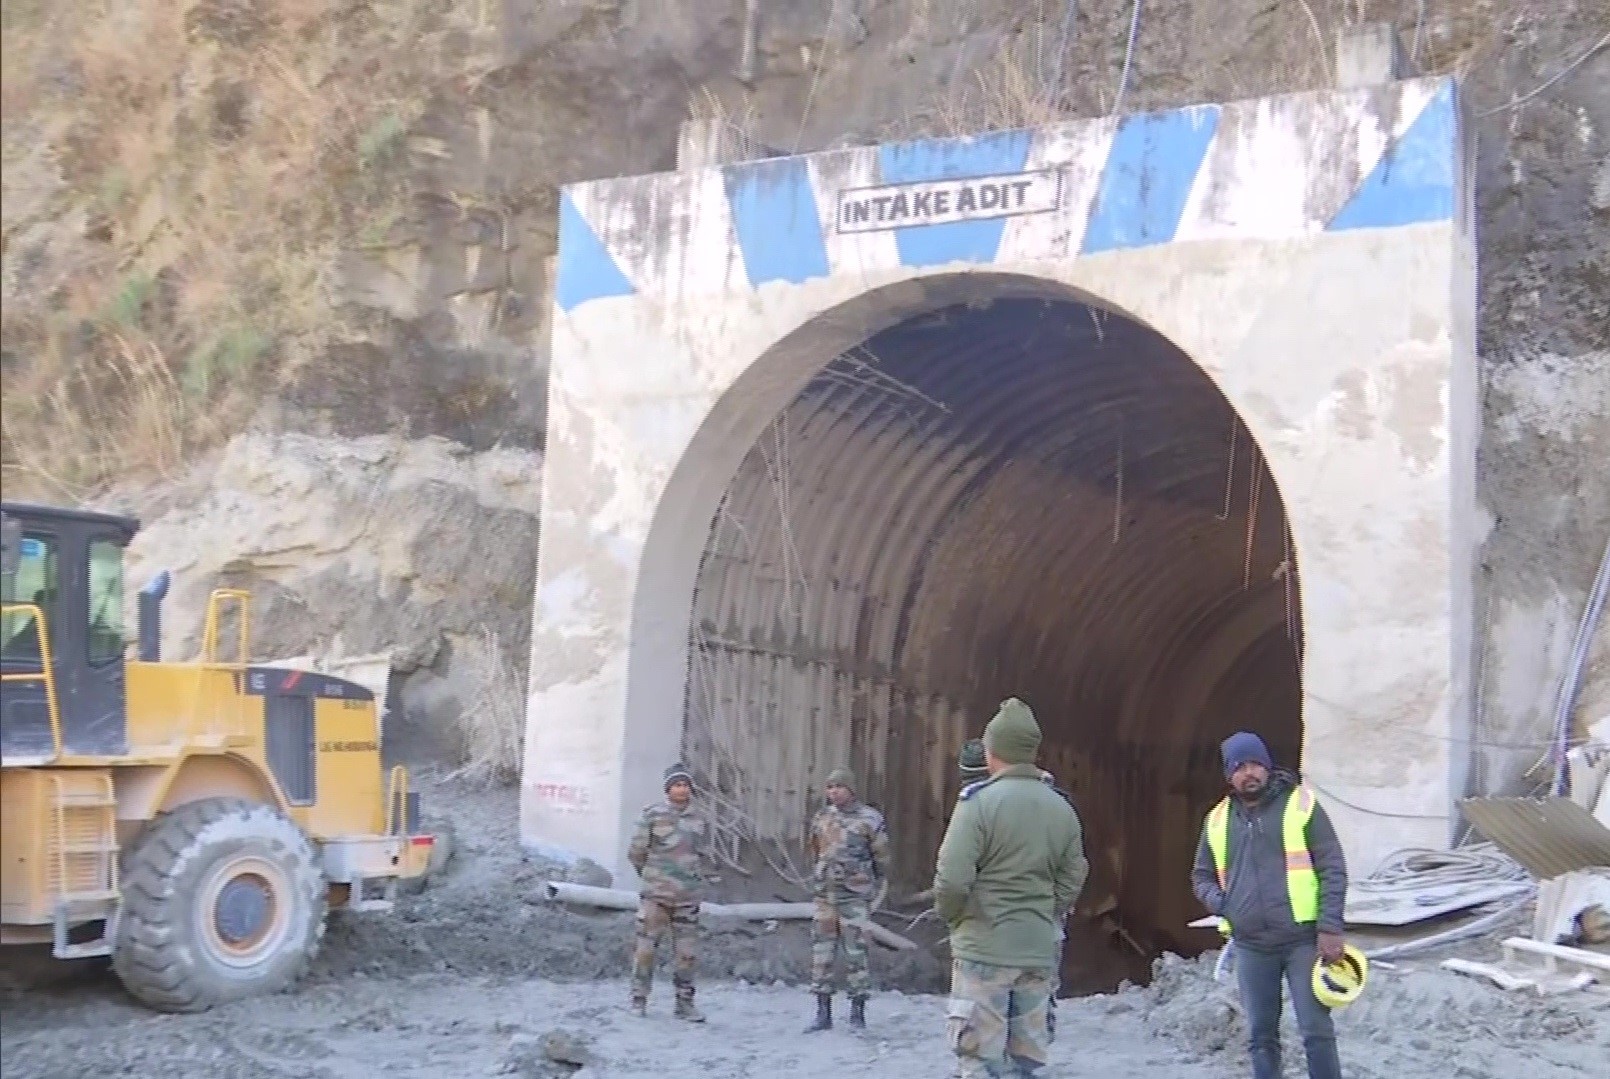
[1190,732,1348,1079]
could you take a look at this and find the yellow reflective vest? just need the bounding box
[1204,786,1319,936]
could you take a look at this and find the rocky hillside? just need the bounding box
[4,0,1606,786]
[5,1,1604,495]
[97,431,542,781]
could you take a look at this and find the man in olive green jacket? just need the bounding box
[934,698,1088,1077]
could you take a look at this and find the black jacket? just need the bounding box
[1190,771,1347,949]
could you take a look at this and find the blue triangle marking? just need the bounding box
[1329,81,1457,232]
[555,190,635,312]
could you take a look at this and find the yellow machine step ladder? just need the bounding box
[47,772,121,959]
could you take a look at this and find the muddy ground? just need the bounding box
[3,781,1606,1078]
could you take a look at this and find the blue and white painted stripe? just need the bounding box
[807,144,899,279]
[553,77,1460,312]
[563,169,749,310]
[1329,80,1457,231]
[1083,104,1221,254]
[724,156,831,288]
[997,116,1119,261]
[874,130,1036,268]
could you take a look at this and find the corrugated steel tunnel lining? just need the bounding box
[683,296,1302,990]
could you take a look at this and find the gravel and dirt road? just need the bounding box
[3,782,1605,1078]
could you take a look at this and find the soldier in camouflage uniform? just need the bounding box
[626,762,709,1022]
[958,738,990,786]
[804,766,890,1033]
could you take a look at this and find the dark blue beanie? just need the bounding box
[1221,732,1273,778]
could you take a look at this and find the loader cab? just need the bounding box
[1,502,137,761]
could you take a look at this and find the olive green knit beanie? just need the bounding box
[983,697,1041,765]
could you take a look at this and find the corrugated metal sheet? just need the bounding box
[680,296,1302,934]
[1460,797,1610,879]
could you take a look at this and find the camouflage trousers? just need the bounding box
[1048,927,1065,1043]
[809,894,871,997]
[946,959,1054,1078]
[631,898,698,1003]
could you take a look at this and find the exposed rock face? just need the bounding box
[9,1,1606,795]
[102,432,542,760]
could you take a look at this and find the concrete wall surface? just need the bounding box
[523,75,1476,882]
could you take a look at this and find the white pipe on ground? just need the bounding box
[542,881,638,909]
[542,884,919,950]
[702,901,814,920]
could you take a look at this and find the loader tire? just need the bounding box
[112,797,325,1013]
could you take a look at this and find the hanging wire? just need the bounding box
[1470,565,1496,795]
[1041,0,1081,113]
[1113,0,1144,115]
[1304,778,1453,822]
[1216,416,1238,521]
[792,0,849,151]
[1281,520,1296,644]
[840,345,951,414]
[1303,686,1581,752]
[1242,446,1261,589]
[1111,413,1125,545]
[758,415,810,624]
[1087,306,1108,343]
[1477,30,1610,118]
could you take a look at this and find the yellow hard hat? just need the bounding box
[1311,944,1369,1008]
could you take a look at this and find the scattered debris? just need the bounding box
[541,1028,594,1068]
[1459,717,1610,953]
[1361,897,1535,962]
[3,782,1605,1079]
[1502,936,1610,978]
[1460,798,1610,882]
[1536,868,1610,946]
[1564,717,1610,826]
[1344,844,1534,927]
[502,1028,594,1077]
[1441,957,1597,996]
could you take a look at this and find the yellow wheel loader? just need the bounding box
[0,502,433,1012]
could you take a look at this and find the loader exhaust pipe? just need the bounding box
[137,570,171,662]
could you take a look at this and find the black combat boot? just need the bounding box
[675,993,706,1023]
[848,996,867,1029]
[804,993,832,1032]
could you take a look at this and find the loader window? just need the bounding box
[88,538,126,664]
[1,532,58,665]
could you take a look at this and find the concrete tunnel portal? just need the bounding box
[522,74,1476,1000]
[683,289,1303,989]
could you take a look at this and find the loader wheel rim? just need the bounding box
[200,856,290,967]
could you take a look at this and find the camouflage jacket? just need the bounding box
[627,801,708,905]
[809,802,890,899]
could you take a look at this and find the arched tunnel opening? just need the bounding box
[681,294,1303,994]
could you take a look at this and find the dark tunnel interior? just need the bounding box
[682,295,1303,992]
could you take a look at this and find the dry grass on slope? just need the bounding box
[1,0,460,500]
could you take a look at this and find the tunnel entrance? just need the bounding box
[682,295,1302,993]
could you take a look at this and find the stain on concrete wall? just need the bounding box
[1474,350,1610,792]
